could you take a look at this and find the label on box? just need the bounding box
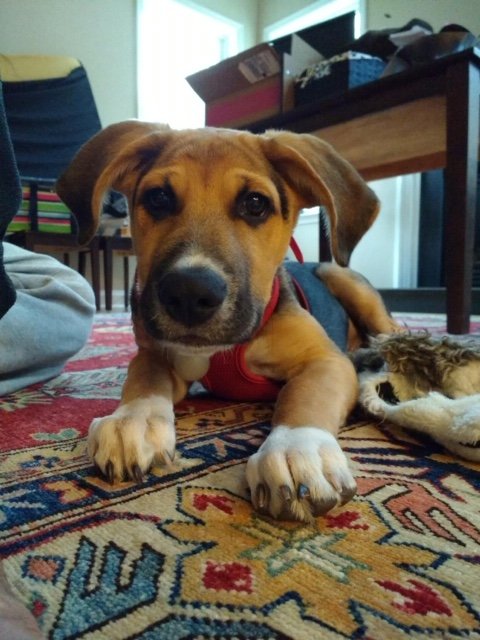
[238,50,281,84]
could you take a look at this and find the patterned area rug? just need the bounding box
[1,313,479,639]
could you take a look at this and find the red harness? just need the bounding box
[200,276,282,401]
[200,238,305,402]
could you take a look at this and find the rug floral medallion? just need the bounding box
[1,314,479,639]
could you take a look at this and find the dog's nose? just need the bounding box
[157,267,227,326]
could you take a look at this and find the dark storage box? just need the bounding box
[295,51,386,106]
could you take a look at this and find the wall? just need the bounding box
[192,0,258,48]
[257,0,319,39]
[258,0,480,36]
[0,0,259,126]
[367,0,480,33]
[0,0,138,127]
[293,176,420,289]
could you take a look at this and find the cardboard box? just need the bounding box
[187,12,355,128]
[186,35,322,128]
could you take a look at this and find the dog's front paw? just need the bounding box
[246,426,356,522]
[87,397,175,484]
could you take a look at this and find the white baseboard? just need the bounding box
[110,288,130,311]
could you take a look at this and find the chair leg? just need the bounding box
[103,238,113,311]
[78,250,86,276]
[123,255,130,310]
[89,240,101,311]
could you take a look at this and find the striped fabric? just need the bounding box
[7,185,72,234]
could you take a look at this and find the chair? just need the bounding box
[1,55,103,308]
[92,210,134,311]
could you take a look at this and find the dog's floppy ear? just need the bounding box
[260,130,380,266]
[56,120,170,244]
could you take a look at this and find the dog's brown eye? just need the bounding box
[143,186,176,219]
[237,191,271,224]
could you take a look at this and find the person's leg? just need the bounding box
[0,242,96,395]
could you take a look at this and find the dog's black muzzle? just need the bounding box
[156,266,227,327]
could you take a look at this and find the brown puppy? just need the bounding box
[57,122,399,522]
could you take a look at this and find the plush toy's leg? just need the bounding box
[359,370,480,461]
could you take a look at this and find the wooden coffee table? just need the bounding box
[246,47,480,334]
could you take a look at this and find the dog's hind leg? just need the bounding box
[316,262,403,339]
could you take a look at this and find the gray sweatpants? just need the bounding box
[0,242,96,396]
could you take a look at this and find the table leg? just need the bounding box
[444,59,480,334]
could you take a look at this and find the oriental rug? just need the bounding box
[1,312,479,639]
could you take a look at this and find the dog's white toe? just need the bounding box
[87,397,175,483]
[246,426,356,522]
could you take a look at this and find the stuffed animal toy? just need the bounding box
[352,332,480,461]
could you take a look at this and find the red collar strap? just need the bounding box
[289,236,304,263]
[256,236,302,331]
[259,275,280,331]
